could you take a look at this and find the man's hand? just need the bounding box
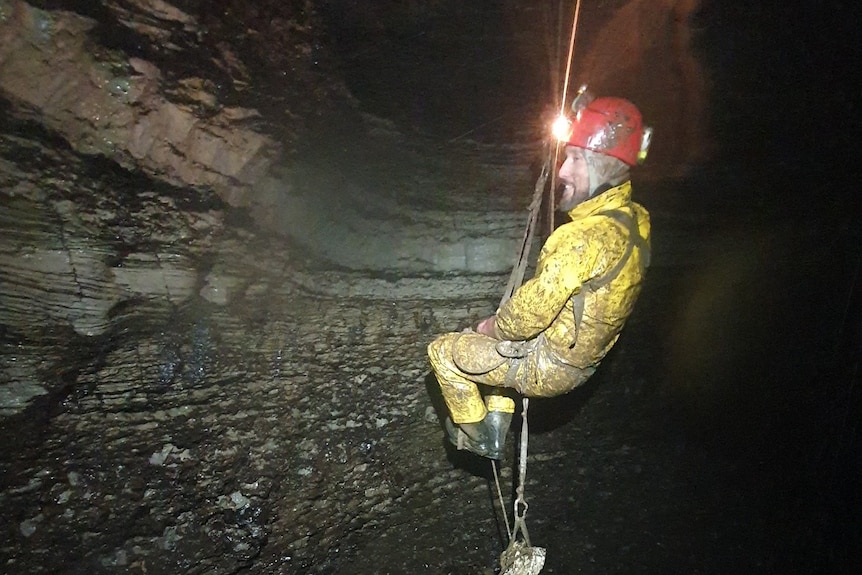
[475,315,498,338]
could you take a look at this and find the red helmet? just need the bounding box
[566,95,648,166]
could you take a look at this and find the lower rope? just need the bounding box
[493,459,512,541]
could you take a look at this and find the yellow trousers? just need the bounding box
[427,331,596,423]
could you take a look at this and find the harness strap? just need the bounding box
[571,208,649,347]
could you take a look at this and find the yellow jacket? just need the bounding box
[495,181,650,370]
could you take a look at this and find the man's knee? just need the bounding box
[427,333,459,372]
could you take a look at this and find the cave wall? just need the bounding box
[0,0,713,427]
[1,0,712,226]
[0,0,280,206]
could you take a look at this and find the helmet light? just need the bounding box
[551,114,572,142]
[638,126,653,164]
[571,84,595,113]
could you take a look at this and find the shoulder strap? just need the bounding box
[587,209,650,291]
[569,208,649,347]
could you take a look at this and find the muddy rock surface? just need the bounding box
[0,0,281,206]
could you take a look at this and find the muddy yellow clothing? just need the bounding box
[428,181,650,423]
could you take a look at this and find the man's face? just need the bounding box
[558,146,590,211]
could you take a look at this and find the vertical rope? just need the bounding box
[500,153,550,308]
[550,0,584,239]
[493,459,513,540]
[548,144,560,235]
[493,1,587,558]
[558,0,584,117]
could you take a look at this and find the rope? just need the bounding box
[551,0,584,235]
[492,154,549,546]
[500,147,551,308]
[493,459,512,540]
[492,147,551,552]
[548,143,560,235]
[558,0,584,118]
[491,0,586,561]
[491,399,535,553]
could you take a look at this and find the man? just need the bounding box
[428,93,652,459]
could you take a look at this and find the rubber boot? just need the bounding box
[446,395,515,459]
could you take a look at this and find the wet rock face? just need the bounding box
[0,0,282,206]
[0,120,228,413]
[0,121,477,572]
[0,0,543,276]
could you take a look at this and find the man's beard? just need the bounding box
[557,185,589,212]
